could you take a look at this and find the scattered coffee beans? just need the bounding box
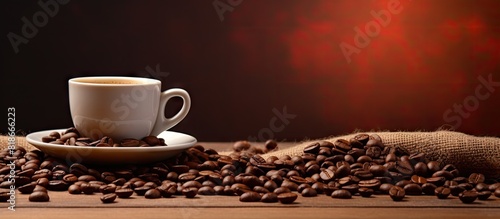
[41,127,167,147]
[2,130,499,207]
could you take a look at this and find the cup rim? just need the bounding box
[69,76,160,86]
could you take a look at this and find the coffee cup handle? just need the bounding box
[150,88,191,137]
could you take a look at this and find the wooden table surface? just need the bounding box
[2,142,500,219]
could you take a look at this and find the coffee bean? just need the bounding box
[395,160,413,176]
[265,140,278,151]
[359,179,381,189]
[411,175,427,185]
[421,183,437,195]
[435,186,451,199]
[29,191,50,202]
[389,186,405,201]
[100,193,117,203]
[358,187,374,197]
[468,173,485,185]
[319,169,335,182]
[67,184,82,194]
[18,182,36,194]
[239,191,261,202]
[261,192,279,203]
[198,186,216,195]
[432,170,454,180]
[144,188,162,199]
[331,189,352,199]
[182,187,198,198]
[115,188,134,198]
[278,192,298,204]
[274,186,292,195]
[477,191,492,200]
[404,183,422,196]
[301,187,317,197]
[99,184,117,194]
[459,190,478,204]
[233,141,251,152]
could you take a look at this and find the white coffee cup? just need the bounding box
[68,76,191,141]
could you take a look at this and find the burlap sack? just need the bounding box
[263,131,500,179]
[2,131,499,179]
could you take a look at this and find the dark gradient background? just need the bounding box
[1,0,499,142]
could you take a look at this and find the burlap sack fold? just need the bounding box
[2,131,499,178]
[263,131,500,179]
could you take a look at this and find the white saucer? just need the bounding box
[26,129,197,165]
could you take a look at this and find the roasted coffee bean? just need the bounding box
[331,189,352,199]
[120,138,140,147]
[304,142,321,154]
[115,188,134,198]
[359,179,381,189]
[404,183,422,195]
[468,173,485,185]
[80,183,95,195]
[68,184,81,194]
[264,140,278,151]
[414,162,428,176]
[182,187,198,198]
[334,139,351,152]
[432,170,454,180]
[196,186,215,196]
[319,169,335,182]
[411,175,427,185]
[449,185,465,197]
[389,186,405,201]
[239,191,261,202]
[426,177,446,187]
[18,182,36,194]
[47,180,69,191]
[358,187,374,197]
[459,190,478,204]
[278,192,298,204]
[301,187,317,197]
[233,141,251,152]
[421,183,437,195]
[435,186,451,199]
[70,163,88,176]
[100,193,117,203]
[144,188,162,199]
[261,192,279,203]
[365,146,381,158]
[274,186,292,195]
[29,191,50,202]
[477,191,492,200]
[395,161,413,175]
[99,184,117,194]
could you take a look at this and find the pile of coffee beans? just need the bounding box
[41,127,167,147]
[1,132,500,205]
